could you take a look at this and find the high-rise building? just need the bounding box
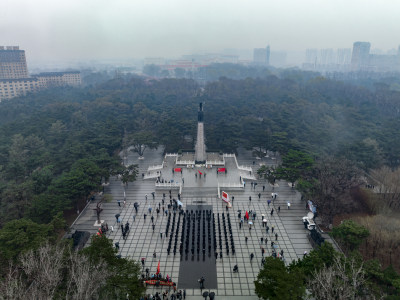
[0,46,81,102]
[253,46,270,65]
[336,48,352,65]
[0,46,29,79]
[305,49,318,64]
[319,48,335,66]
[351,42,371,70]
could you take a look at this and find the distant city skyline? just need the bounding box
[1,0,400,65]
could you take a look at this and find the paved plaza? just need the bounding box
[72,147,313,299]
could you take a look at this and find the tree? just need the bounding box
[82,235,145,299]
[31,165,53,194]
[255,257,305,300]
[308,256,366,300]
[331,220,370,253]
[275,150,314,185]
[125,131,158,157]
[0,218,55,263]
[119,164,138,185]
[0,243,108,300]
[257,165,277,187]
[311,156,361,225]
[370,166,400,210]
[289,242,338,277]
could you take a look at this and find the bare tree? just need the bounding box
[93,200,103,223]
[312,156,361,225]
[0,243,109,300]
[308,256,366,300]
[20,243,64,299]
[66,249,108,300]
[0,262,27,300]
[370,166,400,210]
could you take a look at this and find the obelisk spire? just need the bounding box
[195,102,206,163]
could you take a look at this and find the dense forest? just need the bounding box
[1,72,400,224]
[1,69,400,297]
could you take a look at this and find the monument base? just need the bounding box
[94,220,105,226]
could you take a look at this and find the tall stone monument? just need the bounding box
[195,103,206,164]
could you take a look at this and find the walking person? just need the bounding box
[275,233,278,241]
[278,206,280,212]
[250,253,254,261]
[287,202,291,209]
[270,208,274,216]
[117,199,121,207]
[271,225,274,233]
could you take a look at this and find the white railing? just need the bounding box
[155,182,181,189]
[240,172,256,180]
[238,165,253,172]
[176,160,195,165]
[144,173,159,179]
[219,182,244,188]
[223,153,235,157]
[165,153,178,157]
[206,160,225,165]
[148,164,163,171]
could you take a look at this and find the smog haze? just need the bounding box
[1,0,399,63]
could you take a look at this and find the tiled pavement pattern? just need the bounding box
[72,147,313,299]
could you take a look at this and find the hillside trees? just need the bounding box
[255,257,305,300]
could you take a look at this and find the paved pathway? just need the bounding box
[71,147,313,299]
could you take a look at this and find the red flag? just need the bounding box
[198,170,203,175]
[218,168,226,172]
[174,168,182,172]
[156,260,160,274]
[245,211,249,220]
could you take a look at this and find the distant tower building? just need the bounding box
[319,48,334,66]
[0,46,81,102]
[351,42,371,70]
[336,48,352,65]
[303,49,318,70]
[0,46,29,79]
[253,46,270,65]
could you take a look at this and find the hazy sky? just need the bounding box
[1,0,399,63]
